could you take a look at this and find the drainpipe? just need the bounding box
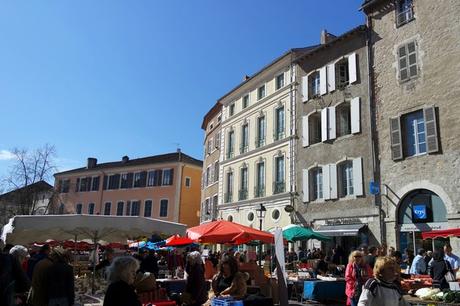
[365,15,384,243]
[289,52,296,221]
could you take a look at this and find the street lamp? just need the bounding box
[256,203,266,266]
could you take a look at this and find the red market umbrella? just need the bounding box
[422,228,460,240]
[165,234,195,247]
[186,220,274,245]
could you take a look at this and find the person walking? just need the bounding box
[409,249,427,275]
[103,256,141,306]
[345,250,373,306]
[46,248,75,306]
[430,251,452,290]
[183,251,208,306]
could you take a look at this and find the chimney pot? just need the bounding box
[87,158,97,169]
[122,156,129,163]
[243,75,250,81]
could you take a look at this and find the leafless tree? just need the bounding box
[1,144,58,216]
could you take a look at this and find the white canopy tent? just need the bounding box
[1,214,187,245]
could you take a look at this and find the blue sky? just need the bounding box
[0,0,364,182]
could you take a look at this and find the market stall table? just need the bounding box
[302,279,346,303]
[404,295,460,306]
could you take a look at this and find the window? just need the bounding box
[276,73,284,90]
[212,195,218,217]
[255,162,265,198]
[207,139,212,154]
[242,94,249,109]
[60,179,70,193]
[339,161,354,197]
[162,169,174,185]
[402,110,426,157]
[247,212,254,222]
[310,72,320,96]
[214,132,221,149]
[204,199,210,215]
[144,200,152,217]
[240,123,249,153]
[336,102,351,137]
[310,168,323,201]
[160,199,168,217]
[272,209,280,221]
[121,173,133,189]
[131,200,140,216]
[80,177,91,192]
[336,59,349,88]
[239,167,248,200]
[227,215,233,222]
[108,174,120,190]
[76,203,83,214]
[225,172,234,203]
[152,170,162,186]
[398,41,418,81]
[229,103,235,116]
[147,171,155,187]
[133,171,147,188]
[214,161,219,183]
[256,116,266,147]
[91,176,100,191]
[116,201,124,216]
[88,203,95,215]
[274,156,285,194]
[309,112,322,144]
[227,130,234,159]
[104,202,111,215]
[257,85,266,100]
[275,106,285,140]
[185,177,191,188]
[396,0,414,26]
[205,166,211,186]
[126,201,131,216]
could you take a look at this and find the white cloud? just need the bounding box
[0,150,15,161]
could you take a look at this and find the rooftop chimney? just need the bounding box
[176,148,181,153]
[320,29,336,45]
[87,158,97,169]
[243,75,250,81]
[122,156,129,163]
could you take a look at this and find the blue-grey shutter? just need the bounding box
[423,106,439,153]
[389,117,403,160]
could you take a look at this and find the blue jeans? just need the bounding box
[350,297,359,306]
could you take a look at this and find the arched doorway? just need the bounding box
[398,189,448,252]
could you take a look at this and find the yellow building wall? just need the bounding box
[178,165,202,227]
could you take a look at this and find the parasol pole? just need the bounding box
[92,231,99,294]
[432,238,435,251]
[74,234,78,270]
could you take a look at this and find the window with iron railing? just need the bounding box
[396,0,414,27]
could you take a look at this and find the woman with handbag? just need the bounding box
[345,250,373,306]
[430,250,454,289]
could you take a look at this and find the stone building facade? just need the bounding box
[200,102,222,223]
[295,26,381,252]
[363,0,460,251]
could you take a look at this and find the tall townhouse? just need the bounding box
[362,0,460,251]
[296,27,381,252]
[217,46,317,232]
[53,152,203,227]
[200,102,222,223]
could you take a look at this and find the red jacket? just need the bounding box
[345,262,373,305]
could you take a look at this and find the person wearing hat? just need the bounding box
[409,248,427,275]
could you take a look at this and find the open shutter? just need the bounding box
[328,107,336,140]
[329,164,338,199]
[348,52,357,84]
[351,97,361,134]
[319,67,327,95]
[389,117,403,160]
[322,165,331,200]
[302,115,309,147]
[327,64,336,92]
[302,169,309,202]
[321,108,329,142]
[423,106,439,153]
[353,157,363,196]
[302,76,309,102]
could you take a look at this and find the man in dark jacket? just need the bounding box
[0,252,30,306]
[46,247,75,306]
[27,244,50,279]
[140,250,159,278]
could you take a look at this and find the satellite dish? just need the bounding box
[284,205,295,213]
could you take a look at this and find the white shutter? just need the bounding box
[348,52,357,84]
[329,163,338,199]
[302,115,309,147]
[353,157,363,196]
[302,76,309,102]
[351,97,361,134]
[321,108,328,142]
[302,169,309,202]
[328,106,336,140]
[424,106,439,153]
[327,63,336,92]
[322,165,330,200]
[319,67,327,95]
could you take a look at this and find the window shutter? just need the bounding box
[302,115,309,147]
[302,169,309,202]
[319,67,327,95]
[351,97,361,134]
[327,64,336,92]
[302,76,309,102]
[322,165,331,200]
[127,173,134,188]
[389,117,403,160]
[348,52,357,84]
[329,163,338,199]
[424,106,439,153]
[102,176,107,190]
[328,107,336,140]
[321,108,329,142]
[76,178,81,192]
[169,169,174,184]
[353,157,363,196]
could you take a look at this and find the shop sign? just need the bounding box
[399,222,449,232]
[325,218,362,225]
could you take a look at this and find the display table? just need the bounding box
[156,278,187,294]
[404,295,460,306]
[302,280,346,303]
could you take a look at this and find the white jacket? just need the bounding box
[358,279,408,306]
